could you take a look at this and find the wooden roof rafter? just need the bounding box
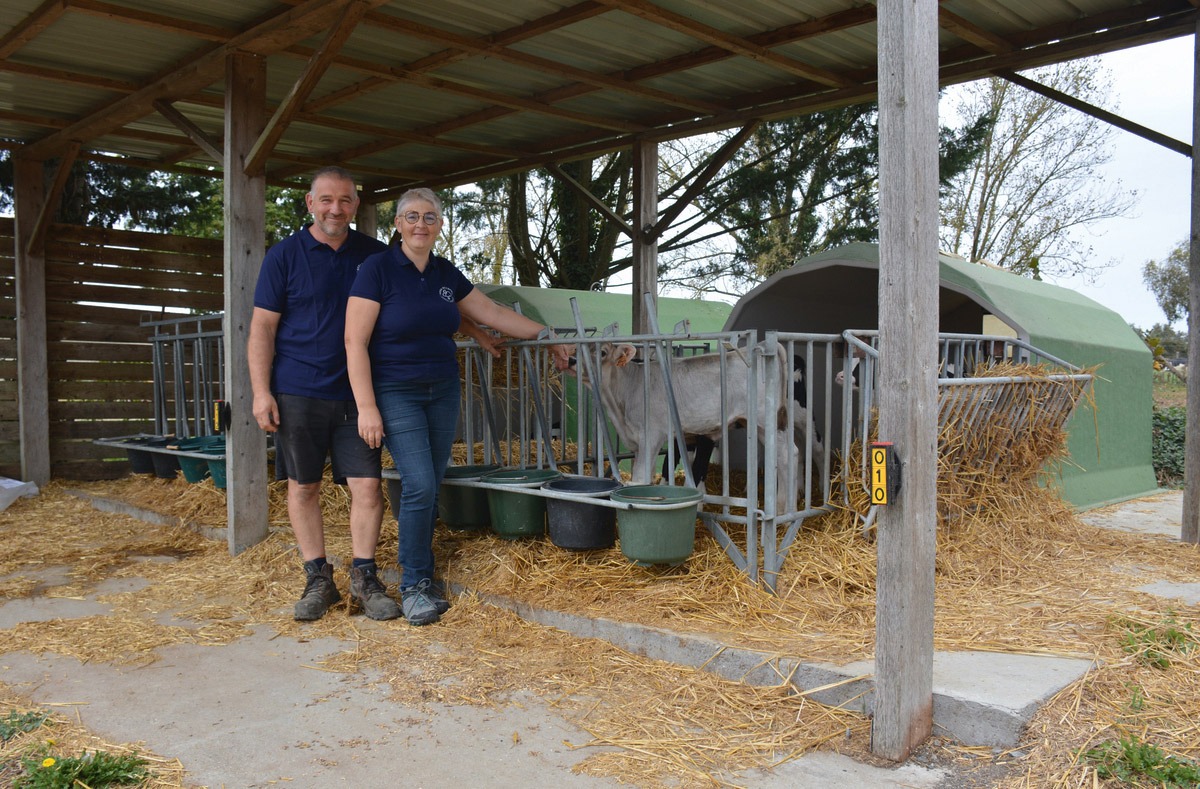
[21,0,394,161]
[2,0,1192,197]
[287,3,874,186]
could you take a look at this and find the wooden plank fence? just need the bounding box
[0,217,222,479]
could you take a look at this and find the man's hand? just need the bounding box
[252,392,280,433]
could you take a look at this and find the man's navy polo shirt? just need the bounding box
[253,225,386,400]
[350,245,474,383]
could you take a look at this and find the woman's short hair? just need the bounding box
[395,187,443,219]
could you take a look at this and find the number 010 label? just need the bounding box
[870,444,891,505]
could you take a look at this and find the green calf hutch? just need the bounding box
[723,242,1157,510]
[475,284,732,337]
[473,284,733,458]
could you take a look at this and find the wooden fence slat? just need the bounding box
[3,220,226,480]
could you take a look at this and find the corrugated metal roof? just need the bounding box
[0,0,1193,197]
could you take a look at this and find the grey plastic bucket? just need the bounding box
[544,476,622,550]
[611,484,703,566]
[483,468,562,540]
[438,463,501,531]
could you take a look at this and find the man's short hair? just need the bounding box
[310,166,357,193]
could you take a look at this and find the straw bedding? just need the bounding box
[3,368,1198,787]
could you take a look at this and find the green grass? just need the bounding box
[0,711,48,743]
[14,750,149,789]
[1113,612,1196,669]
[1082,735,1200,787]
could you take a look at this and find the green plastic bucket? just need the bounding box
[483,468,562,540]
[172,436,224,483]
[203,448,227,489]
[611,485,703,566]
[439,463,501,531]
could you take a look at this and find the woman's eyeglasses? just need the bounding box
[402,211,439,226]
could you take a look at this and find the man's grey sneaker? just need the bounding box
[400,578,441,626]
[294,560,341,621]
[349,562,401,621]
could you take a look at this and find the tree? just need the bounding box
[650,102,989,293]
[444,154,632,291]
[1143,239,1189,324]
[1140,322,1188,359]
[939,60,1136,278]
[0,149,310,245]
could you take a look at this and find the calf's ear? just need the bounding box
[615,343,637,367]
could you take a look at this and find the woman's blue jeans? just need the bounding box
[376,378,460,589]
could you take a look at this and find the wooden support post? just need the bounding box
[12,155,51,486]
[224,52,270,555]
[631,140,658,335]
[872,0,939,761]
[356,198,378,242]
[1185,23,1200,545]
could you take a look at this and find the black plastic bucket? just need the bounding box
[122,436,158,474]
[439,463,501,531]
[145,437,179,479]
[543,476,622,550]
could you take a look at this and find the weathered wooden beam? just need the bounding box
[25,142,79,258]
[12,155,52,486]
[152,100,224,164]
[0,59,139,93]
[873,0,939,762]
[1184,22,1200,545]
[23,0,387,161]
[68,0,232,40]
[546,163,632,236]
[631,140,658,335]
[999,70,1192,157]
[244,0,369,177]
[293,4,876,181]
[651,122,758,238]
[0,0,67,59]
[355,199,378,241]
[593,0,851,88]
[364,16,727,117]
[223,52,269,555]
[938,8,1014,54]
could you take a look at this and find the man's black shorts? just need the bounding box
[273,393,381,484]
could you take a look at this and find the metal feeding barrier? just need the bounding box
[143,312,226,438]
[88,302,1091,594]
[455,312,1092,593]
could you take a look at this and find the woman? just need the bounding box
[345,188,571,626]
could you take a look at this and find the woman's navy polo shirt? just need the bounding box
[350,245,474,383]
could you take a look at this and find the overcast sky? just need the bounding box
[1042,36,1193,331]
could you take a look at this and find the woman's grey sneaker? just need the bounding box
[400,578,441,626]
[428,579,452,614]
[294,560,341,621]
[349,562,401,620]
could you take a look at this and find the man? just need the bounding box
[248,166,400,622]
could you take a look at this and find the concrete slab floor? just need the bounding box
[3,486,1188,787]
[1078,489,1183,539]
[0,590,954,788]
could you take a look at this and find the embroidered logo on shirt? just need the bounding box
[439,286,454,302]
